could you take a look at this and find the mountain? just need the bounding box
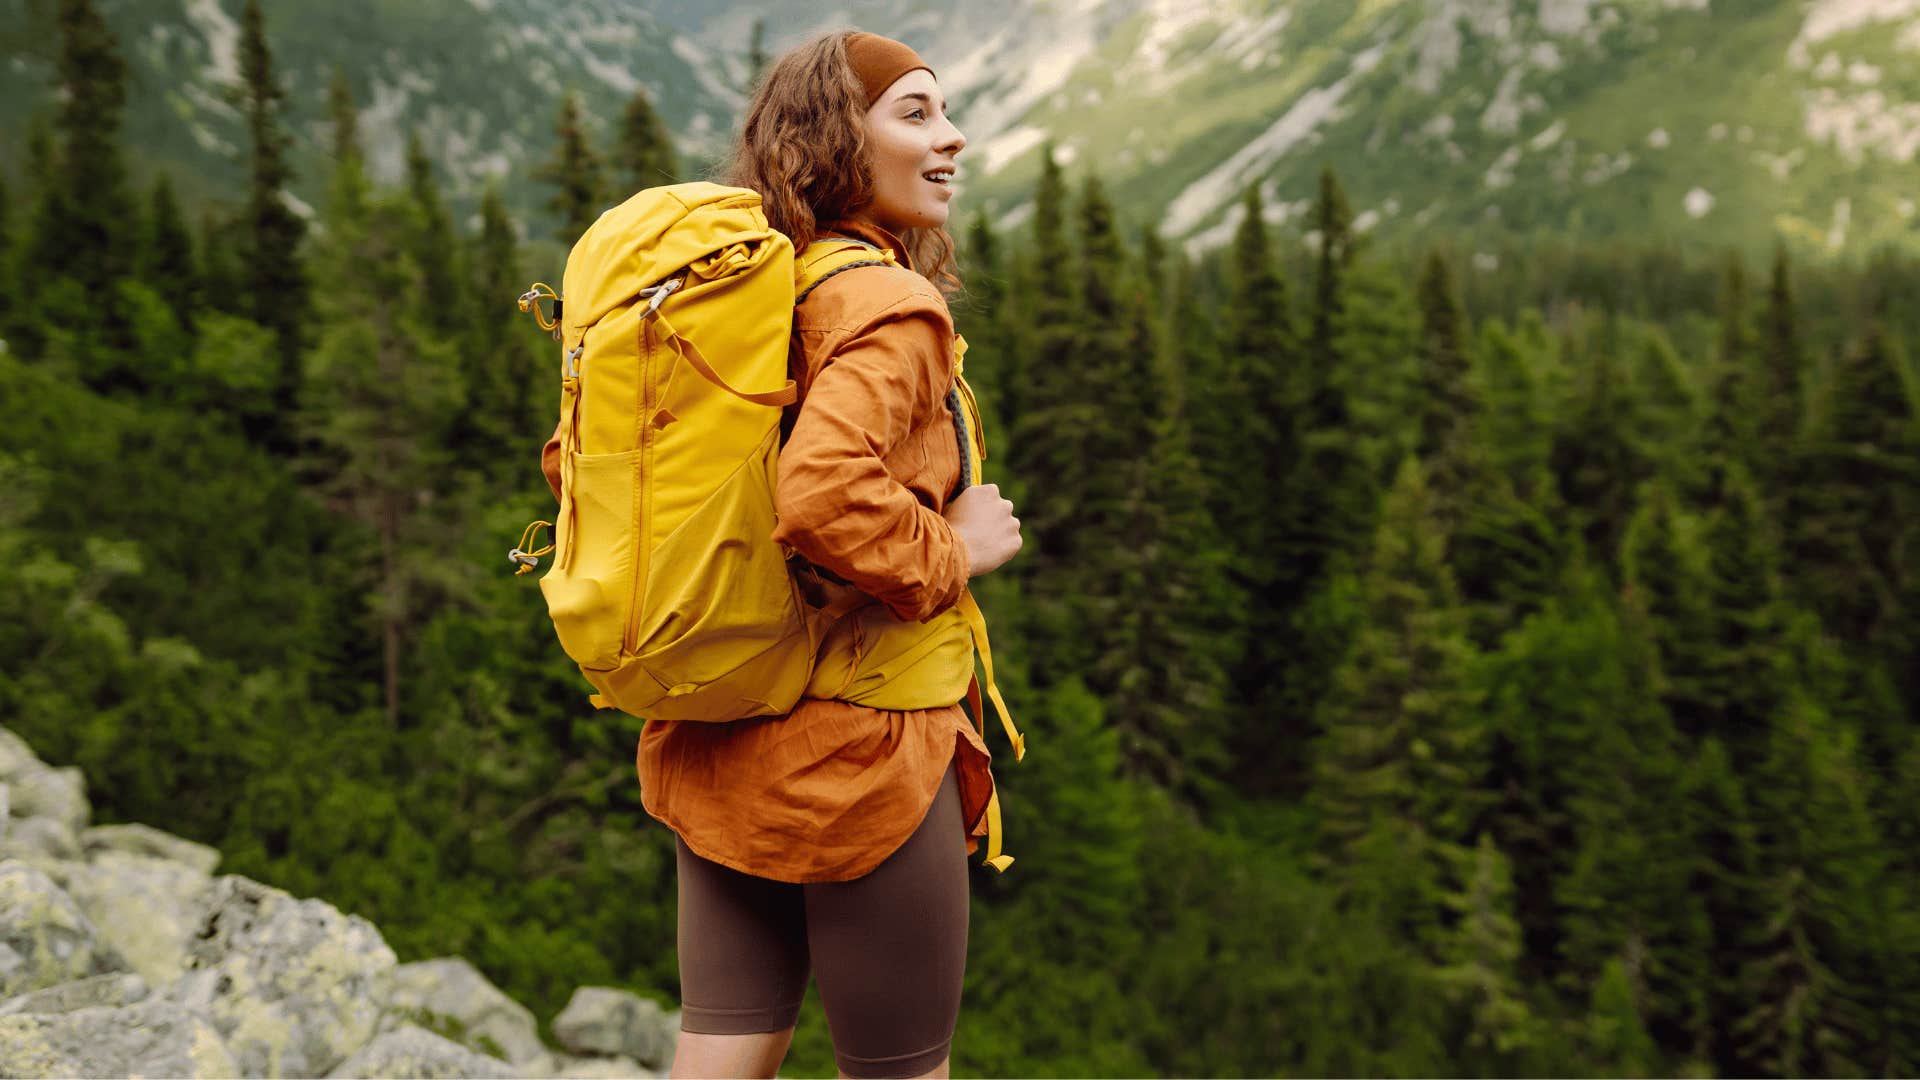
[0,0,746,231]
[3,0,1917,261]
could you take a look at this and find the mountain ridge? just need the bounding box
[2,0,1915,262]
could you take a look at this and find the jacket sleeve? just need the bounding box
[770,296,970,624]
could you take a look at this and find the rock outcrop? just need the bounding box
[0,724,679,1079]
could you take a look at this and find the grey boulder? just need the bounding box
[326,1024,518,1079]
[0,997,239,1078]
[166,874,398,1078]
[551,986,679,1070]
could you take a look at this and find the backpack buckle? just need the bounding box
[639,276,683,319]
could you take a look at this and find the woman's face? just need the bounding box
[858,68,966,235]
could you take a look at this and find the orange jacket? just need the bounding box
[540,216,994,883]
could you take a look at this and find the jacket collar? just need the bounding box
[819,216,912,271]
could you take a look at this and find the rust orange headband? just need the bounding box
[846,31,935,108]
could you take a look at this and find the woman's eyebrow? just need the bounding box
[897,91,948,113]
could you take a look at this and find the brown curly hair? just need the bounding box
[714,30,962,297]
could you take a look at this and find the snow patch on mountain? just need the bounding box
[1529,118,1567,150]
[1537,0,1593,36]
[1222,8,1293,71]
[1827,194,1852,248]
[940,16,1097,148]
[976,124,1049,176]
[1484,145,1521,188]
[1481,66,1536,136]
[670,36,744,112]
[1162,41,1387,238]
[1753,146,1807,179]
[1788,0,1920,67]
[1179,191,1310,258]
[1801,86,1920,162]
[1581,149,1631,184]
[1406,0,1519,94]
[1135,0,1223,91]
[183,0,241,84]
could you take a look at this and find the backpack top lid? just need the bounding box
[559,182,791,353]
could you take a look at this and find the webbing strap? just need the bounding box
[796,239,896,306]
[651,310,797,407]
[957,587,1022,873]
[957,589,1023,759]
[556,374,582,571]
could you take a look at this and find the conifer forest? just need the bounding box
[3,2,1918,1077]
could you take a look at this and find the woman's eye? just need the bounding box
[908,109,924,120]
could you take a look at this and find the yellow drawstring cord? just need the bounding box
[518,282,562,341]
[510,520,554,576]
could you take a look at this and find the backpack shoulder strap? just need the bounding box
[796,237,898,306]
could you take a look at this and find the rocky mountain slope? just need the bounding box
[0,723,679,1079]
[2,0,1916,260]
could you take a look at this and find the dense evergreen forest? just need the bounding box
[4,2,1918,1076]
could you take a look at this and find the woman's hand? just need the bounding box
[943,483,1022,577]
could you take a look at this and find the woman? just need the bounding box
[652,29,1019,1080]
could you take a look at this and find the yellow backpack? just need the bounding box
[511,182,1025,870]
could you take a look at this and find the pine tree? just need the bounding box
[1006,144,1079,688]
[615,86,678,194]
[1432,834,1543,1074]
[0,174,12,330]
[197,207,248,320]
[1019,139,1074,435]
[1206,184,1305,795]
[962,676,1153,1077]
[1284,166,1378,587]
[538,91,607,246]
[1413,250,1477,504]
[1549,312,1656,567]
[1019,174,1129,683]
[1788,322,1914,646]
[239,0,308,440]
[45,0,132,302]
[956,209,1010,408]
[745,18,769,95]
[1697,463,1794,766]
[1207,183,1297,552]
[1581,956,1661,1077]
[1754,241,1806,497]
[1736,689,1885,1076]
[140,173,198,335]
[326,67,368,217]
[1618,479,1716,736]
[302,179,463,734]
[1088,232,1234,804]
[1311,456,1484,892]
[1259,168,1382,800]
[461,182,542,486]
[405,132,462,336]
[1708,251,1756,464]
[1677,736,1767,1075]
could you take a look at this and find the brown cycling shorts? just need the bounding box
[674,757,970,1079]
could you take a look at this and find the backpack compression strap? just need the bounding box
[644,278,798,407]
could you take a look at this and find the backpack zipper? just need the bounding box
[627,312,657,656]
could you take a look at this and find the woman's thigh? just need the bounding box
[804,759,970,1079]
[674,835,811,1034]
